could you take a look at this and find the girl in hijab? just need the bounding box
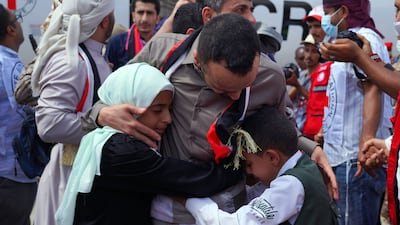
[55,63,241,225]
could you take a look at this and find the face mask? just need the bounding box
[394,21,400,35]
[321,8,344,40]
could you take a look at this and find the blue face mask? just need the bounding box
[321,8,344,40]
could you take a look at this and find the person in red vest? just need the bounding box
[300,34,332,142]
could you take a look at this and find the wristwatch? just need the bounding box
[369,53,382,63]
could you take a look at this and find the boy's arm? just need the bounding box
[186,175,304,225]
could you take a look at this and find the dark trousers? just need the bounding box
[0,177,37,225]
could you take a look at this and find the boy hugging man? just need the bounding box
[185,106,339,225]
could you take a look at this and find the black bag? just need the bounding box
[12,107,53,178]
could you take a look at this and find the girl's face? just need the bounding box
[137,90,173,136]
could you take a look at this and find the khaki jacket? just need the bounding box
[82,32,317,224]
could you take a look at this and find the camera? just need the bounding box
[337,30,363,48]
[282,63,299,79]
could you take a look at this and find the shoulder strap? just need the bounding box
[79,43,101,104]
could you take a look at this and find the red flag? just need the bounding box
[8,0,16,10]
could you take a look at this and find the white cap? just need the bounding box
[301,34,317,46]
[304,5,324,22]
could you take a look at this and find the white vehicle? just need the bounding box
[1,0,396,65]
[253,0,397,64]
[0,0,130,64]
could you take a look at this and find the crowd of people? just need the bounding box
[1,0,400,225]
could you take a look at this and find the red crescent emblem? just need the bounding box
[8,0,16,10]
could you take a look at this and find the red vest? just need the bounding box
[388,93,400,225]
[303,62,332,139]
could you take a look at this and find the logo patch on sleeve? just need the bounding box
[250,198,277,221]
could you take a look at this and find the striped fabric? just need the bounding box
[323,27,392,166]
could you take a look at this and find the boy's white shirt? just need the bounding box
[186,151,304,225]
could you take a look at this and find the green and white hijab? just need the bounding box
[56,62,174,225]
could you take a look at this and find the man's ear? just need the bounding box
[131,12,135,24]
[100,15,110,29]
[186,28,195,35]
[341,5,349,19]
[6,24,16,37]
[201,6,214,24]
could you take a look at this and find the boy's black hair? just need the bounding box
[0,4,11,40]
[198,13,260,76]
[172,3,203,34]
[196,0,226,12]
[241,106,298,157]
[131,0,160,15]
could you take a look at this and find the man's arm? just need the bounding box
[80,101,160,148]
[320,37,400,98]
[357,81,382,174]
[360,81,381,145]
[81,33,185,147]
[355,51,400,99]
[36,53,88,144]
[288,85,309,100]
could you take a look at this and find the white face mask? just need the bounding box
[321,7,344,41]
[394,21,400,35]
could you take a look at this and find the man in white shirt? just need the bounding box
[321,0,392,224]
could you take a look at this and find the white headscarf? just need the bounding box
[55,63,174,225]
[31,0,115,96]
